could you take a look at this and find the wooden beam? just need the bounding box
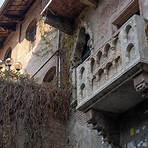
[45,10,74,35]
[4,14,24,21]
[80,0,98,8]
[0,32,9,37]
[0,23,16,31]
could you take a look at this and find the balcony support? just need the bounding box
[86,109,121,148]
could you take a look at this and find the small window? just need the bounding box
[26,19,37,43]
[4,48,12,60]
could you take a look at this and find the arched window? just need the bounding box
[43,66,56,83]
[26,19,37,43]
[4,48,12,60]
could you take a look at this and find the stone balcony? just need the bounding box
[76,15,148,113]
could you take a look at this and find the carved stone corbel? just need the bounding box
[134,72,148,93]
[86,110,121,148]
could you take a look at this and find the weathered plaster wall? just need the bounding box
[0,0,59,83]
[67,110,112,148]
[79,0,135,52]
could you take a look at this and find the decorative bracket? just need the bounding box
[134,72,148,93]
[86,110,121,148]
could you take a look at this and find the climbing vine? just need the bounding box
[59,33,76,87]
[0,70,71,148]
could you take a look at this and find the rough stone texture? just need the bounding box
[66,110,111,148]
[79,0,118,52]
[79,0,137,53]
[76,14,148,112]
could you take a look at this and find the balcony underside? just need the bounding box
[42,0,98,34]
[77,63,148,113]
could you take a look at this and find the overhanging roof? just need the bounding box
[44,0,86,19]
[42,0,98,34]
[0,0,35,48]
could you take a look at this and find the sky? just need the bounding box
[0,0,5,7]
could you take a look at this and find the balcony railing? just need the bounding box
[76,15,148,112]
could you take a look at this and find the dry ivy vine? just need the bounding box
[0,70,71,148]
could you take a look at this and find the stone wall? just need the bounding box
[66,110,104,148]
[79,0,138,52]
